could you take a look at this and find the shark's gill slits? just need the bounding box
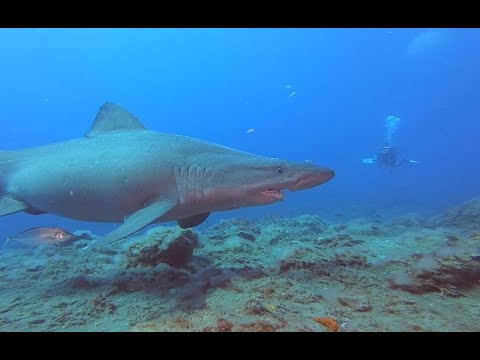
[174,165,190,204]
[188,165,197,201]
[185,165,190,200]
[177,165,208,204]
[193,165,207,203]
[201,166,207,201]
[174,165,182,202]
[193,166,200,202]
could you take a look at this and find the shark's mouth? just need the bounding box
[259,189,284,200]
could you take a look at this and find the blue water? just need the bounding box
[1,28,479,242]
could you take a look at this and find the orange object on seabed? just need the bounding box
[314,317,340,332]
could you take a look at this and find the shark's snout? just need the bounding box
[290,167,336,191]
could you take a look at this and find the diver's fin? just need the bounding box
[0,196,29,217]
[86,102,147,137]
[177,212,210,228]
[92,198,177,247]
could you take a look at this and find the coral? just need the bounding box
[389,251,480,296]
[331,253,369,268]
[4,201,480,332]
[66,275,100,290]
[314,317,340,332]
[320,234,364,247]
[214,318,233,332]
[203,318,234,332]
[207,218,261,239]
[391,213,423,227]
[354,302,373,312]
[440,199,480,228]
[126,228,199,268]
[163,316,194,331]
[131,322,162,332]
[109,268,190,295]
[357,226,382,236]
[91,295,117,314]
[278,259,328,275]
[244,299,268,315]
[219,218,259,231]
[237,232,256,242]
[237,321,276,332]
[296,215,328,233]
[337,296,372,312]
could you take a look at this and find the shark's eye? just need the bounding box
[276,167,285,174]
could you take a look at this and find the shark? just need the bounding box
[0,102,335,246]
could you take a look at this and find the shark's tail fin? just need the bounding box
[0,150,9,193]
[0,150,13,194]
[0,150,29,217]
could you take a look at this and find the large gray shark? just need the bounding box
[0,102,335,245]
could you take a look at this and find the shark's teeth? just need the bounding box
[260,189,284,200]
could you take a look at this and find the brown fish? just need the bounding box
[3,227,76,248]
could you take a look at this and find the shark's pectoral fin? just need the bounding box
[0,196,29,217]
[25,208,48,215]
[177,212,211,228]
[93,198,177,247]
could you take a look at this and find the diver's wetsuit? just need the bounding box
[375,145,407,169]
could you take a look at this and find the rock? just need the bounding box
[244,299,268,315]
[126,227,200,268]
[237,232,256,241]
[210,274,231,289]
[389,253,480,296]
[391,213,422,227]
[238,321,276,332]
[296,215,328,233]
[355,302,373,312]
[66,275,100,290]
[440,199,480,228]
[331,253,369,268]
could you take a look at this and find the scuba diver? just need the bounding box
[362,115,419,171]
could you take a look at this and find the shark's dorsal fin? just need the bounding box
[86,102,147,137]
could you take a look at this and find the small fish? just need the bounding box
[289,91,296,97]
[3,227,76,248]
[246,128,255,135]
[362,157,376,164]
[284,84,292,89]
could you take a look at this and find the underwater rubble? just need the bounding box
[1,205,480,332]
[437,199,480,229]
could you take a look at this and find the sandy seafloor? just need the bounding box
[1,199,480,332]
